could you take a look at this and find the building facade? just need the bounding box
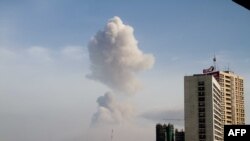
[185,75,223,141]
[206,71,245,125]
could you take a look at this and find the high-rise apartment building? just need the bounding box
[206,71,245,125]
[185,75,223,141]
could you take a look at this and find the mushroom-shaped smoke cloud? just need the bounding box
[87,16,154,94]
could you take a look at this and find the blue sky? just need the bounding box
[1,0,250,70]
[0,1,250,141]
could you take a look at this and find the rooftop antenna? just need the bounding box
[111,129,114,141]
[213,54,217,71]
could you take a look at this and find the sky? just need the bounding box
[0,0,250,141]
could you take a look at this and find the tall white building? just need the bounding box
[185,75,223,141]
[206,71,245,125]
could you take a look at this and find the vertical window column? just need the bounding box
[198,81,206,141]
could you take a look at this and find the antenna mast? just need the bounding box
[111,129,114,141]
[213,54,216,71]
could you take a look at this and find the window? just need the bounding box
[199,102,205,107]
[199,108,205,112]
[199,118,205,123]
[199,134,206,139]
[198,87,205,91]
[199,97,205,101]
[198,81,204,86]
[199,92,205,96]
[199,113,205,117]
[199,128,206,134]
[199,124,205,128]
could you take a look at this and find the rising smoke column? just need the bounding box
[87,16,154,94]
[88,16,154,125]
[92,92,134,125]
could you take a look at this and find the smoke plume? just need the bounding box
[88,16,154,125]
[91,92,134,125]
[87,16,154,94]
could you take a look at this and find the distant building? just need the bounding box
[156,123,174,141]
[175,129,185,141]
[156,124,166,141]
[184,75,223,141]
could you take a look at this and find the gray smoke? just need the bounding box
[91,92,134,125]
[87,16,154,94]
[88,16,154,125]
